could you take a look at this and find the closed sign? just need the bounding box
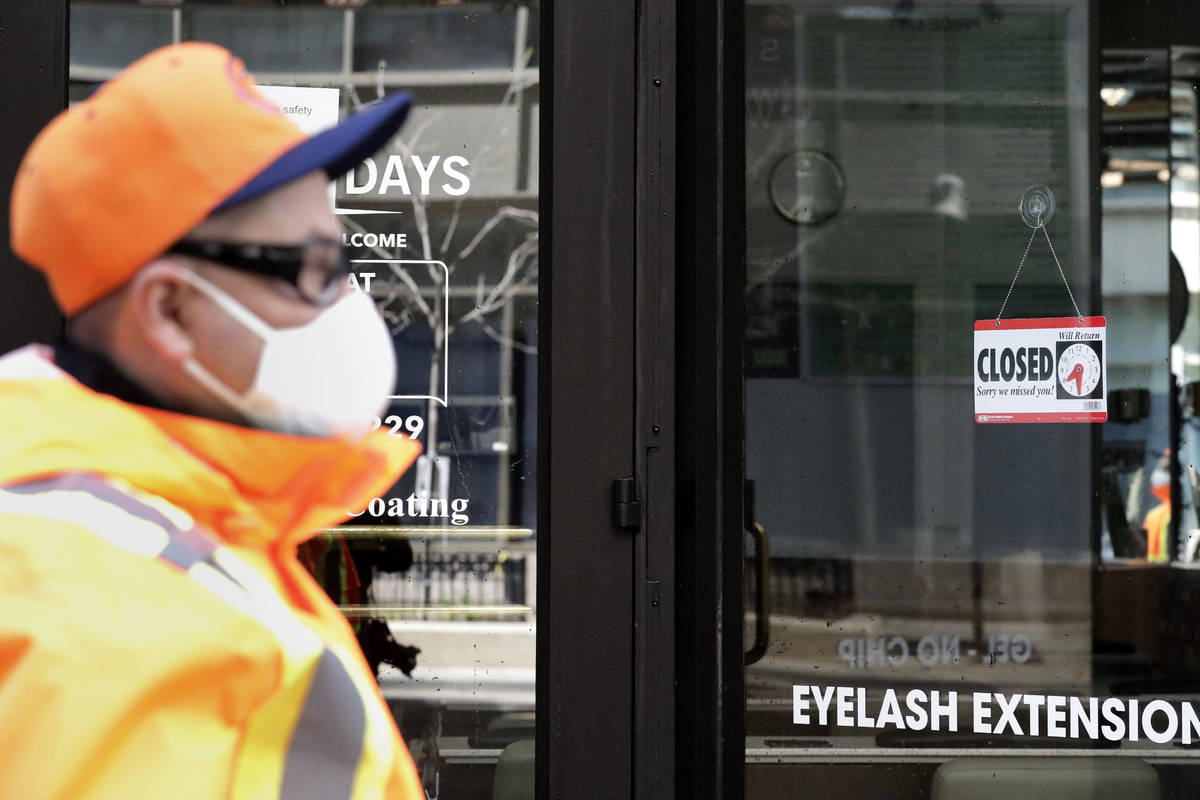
[974,317,1107,424]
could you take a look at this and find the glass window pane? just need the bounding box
[738,0,1197,796]
[353,6,518,73]
[526,6,540,68]
[68,4,540,798]
[70,3,173,70]
[184,7,344,74]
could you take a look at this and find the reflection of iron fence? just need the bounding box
[371,553,528,610]
[745,557,854,619]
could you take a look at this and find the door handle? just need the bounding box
[745,480,770,665]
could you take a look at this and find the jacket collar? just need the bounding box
[0,345,420,549]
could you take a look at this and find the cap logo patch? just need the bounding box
[224,55,283,117]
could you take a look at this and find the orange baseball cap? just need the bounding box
[10,42,411,316]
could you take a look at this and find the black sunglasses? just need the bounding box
[166,236,351,306]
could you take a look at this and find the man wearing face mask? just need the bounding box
[0,43,425,799]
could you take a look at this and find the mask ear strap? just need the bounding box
[174,268,275,342]
[173,268,275,426]
[181,355,260,422]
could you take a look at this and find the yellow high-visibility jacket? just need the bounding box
[1144,501,1171,563]
[0,345,424,800]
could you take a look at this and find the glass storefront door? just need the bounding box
[69,3,542,797]
[741,1,1200,797]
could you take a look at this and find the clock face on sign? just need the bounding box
[1056,342,1103,399]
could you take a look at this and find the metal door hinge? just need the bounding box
[612,478,642,530]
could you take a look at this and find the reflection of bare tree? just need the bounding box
[343,53,538,482]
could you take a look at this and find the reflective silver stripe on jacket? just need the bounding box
[282,649,367,799]
[4,471,242,585]
[0,471,371,799]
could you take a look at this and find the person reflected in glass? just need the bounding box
[1143,450,1172,563]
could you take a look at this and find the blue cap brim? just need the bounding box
[215,91,413,212]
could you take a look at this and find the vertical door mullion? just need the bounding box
[675,0,747,799]
[539,0,638,798]
[634,0,678,796]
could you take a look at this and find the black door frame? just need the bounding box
[541,0,747,796]
[675,1,747,799]
[633,0,678,795]
[538,0,638,797]
[0,0,67,353]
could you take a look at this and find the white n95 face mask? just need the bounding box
[178,270,397,438]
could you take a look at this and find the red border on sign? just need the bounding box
[976,412,1107,424]
[974,316,1105,331]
